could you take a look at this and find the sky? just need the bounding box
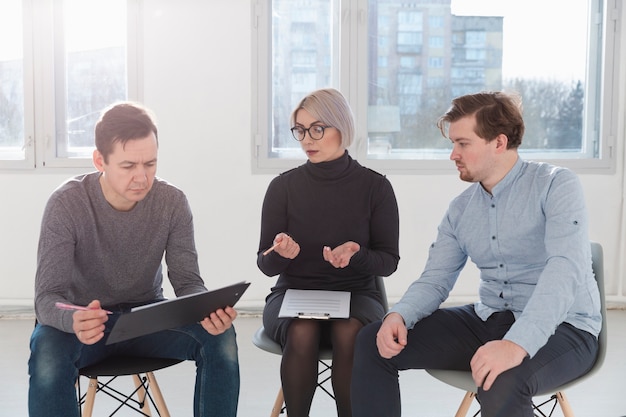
[451,0,589,82]
[0,0,22,61]
[0,0,125,61]
[1,0,590,83]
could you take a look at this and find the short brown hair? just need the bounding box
[437,91,525,149]
[95,102,159,162]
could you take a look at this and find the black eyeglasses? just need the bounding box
[290,125,333,141]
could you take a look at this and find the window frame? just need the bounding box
[0,0,141,170]
[251,0,621,175]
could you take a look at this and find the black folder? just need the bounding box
[106,281,250,345]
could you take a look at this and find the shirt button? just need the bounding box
[492,236,496,240]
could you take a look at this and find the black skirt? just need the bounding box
[262,290,385,347]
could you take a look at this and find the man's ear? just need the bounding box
[494,134,509,153]
[93,149,105,172]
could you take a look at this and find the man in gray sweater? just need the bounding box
[28,102,239,417]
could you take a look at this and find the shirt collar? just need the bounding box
[487,156,524,197]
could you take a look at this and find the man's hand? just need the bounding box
[200,306,238,335]
[323,241,360,268]
[470,339,528,390]
[72,300,108,345]
[376,313,408,359]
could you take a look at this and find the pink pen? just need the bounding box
[55,302,113,314]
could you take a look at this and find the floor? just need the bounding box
[1,310,625,417]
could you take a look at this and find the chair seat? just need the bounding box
[426,364,603,398]
[425,369,477,393]
[78,355,182,417]
[252,326,333,360]
[80,355,183,377]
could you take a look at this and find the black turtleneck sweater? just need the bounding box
[257,151,400,298]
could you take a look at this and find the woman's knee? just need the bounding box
[330,318,361,343]
[287,319,321,341]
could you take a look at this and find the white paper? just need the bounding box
[278,289,351,319]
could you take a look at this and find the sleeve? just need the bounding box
[34,193,80,332]
[347,176,400,277]
[389,205,468,329]
[503,169,590,357]
[256,176,293,277]
[164,193,207,296]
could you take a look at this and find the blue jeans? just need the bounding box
[351,305,598,417]
[28,313,239,417]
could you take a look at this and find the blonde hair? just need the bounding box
[290,88,355,148]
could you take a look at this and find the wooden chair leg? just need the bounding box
[454,391,476,417]
[146,371,171,417]
[271,386,285,417]
[81,377,98,417]
[132,374,152,416]
[556,391,575,417]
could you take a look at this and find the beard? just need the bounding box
[458,168,476,183]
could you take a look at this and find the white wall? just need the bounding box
[1,0,625,311]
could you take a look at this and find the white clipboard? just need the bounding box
[278,289,351,319]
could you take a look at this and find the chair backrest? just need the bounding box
[375,276,389,312]
[587,241,607,376]
[538,240,606,393]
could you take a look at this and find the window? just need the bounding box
[397,31,423,53]
[429,36,444,48]
[429,15,444,28]
[428,57,444,68]
[0,0,30,167]
[399,56,415,69]
[0,0,139,169]
[252,0,620,174]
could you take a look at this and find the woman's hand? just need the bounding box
[323,241,360,268]
[270,233,300,259]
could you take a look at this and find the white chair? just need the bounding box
[252,276,389,417]
[425,242,606,417]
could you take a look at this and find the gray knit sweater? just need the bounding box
[34,172,207,333]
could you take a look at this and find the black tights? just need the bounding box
[281,318,363,417]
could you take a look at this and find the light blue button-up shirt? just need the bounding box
[391,158,602,357]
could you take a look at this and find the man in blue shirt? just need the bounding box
[351,92,601,417]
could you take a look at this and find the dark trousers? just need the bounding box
[351,305,598,417]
